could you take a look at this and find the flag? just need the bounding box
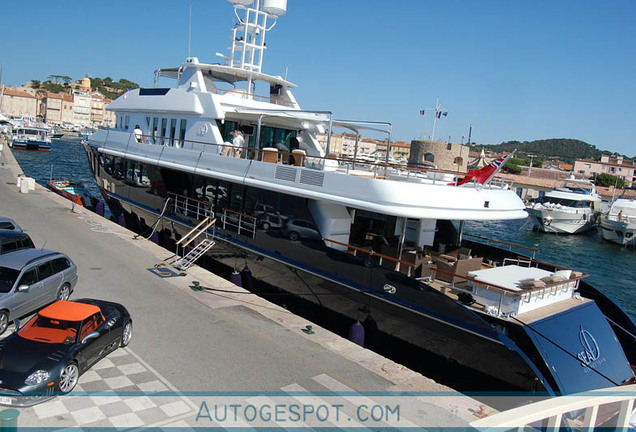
[436,110,441,118]
[451,153,512,186]
[419,109,425,115]
[442,111,448,117]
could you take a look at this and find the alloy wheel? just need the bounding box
[59,364,79,393]
[0,312,8,336]
[58,285,71,301]
[121,322,132,347]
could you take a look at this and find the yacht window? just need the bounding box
[124,116,130,131]
[145,117,151,129]
[170,119,177,146]
[152,117,158,144]
[179,119,187,147]
[160,118,167,145]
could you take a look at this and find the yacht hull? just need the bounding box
[600,219,636,246]
[527,208,599,234]
[100,189,634,396]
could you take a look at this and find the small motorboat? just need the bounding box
[46,179,97,209]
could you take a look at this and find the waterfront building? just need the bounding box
[0,88,37,118]
[574,155,636,187]
[375,140,410,161]
[316,132,378,158]
[61,94,74,125]
[72,91,91,127]
[42,92,63,125]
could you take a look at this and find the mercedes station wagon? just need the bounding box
[0,249,78,335]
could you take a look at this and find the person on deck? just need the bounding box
[133,125,143,143]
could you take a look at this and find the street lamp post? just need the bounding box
[528,154,537,176]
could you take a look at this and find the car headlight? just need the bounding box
[25,370,50,386]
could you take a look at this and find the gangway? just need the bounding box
[172,216,216,271]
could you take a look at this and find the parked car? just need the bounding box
[258,212,286,230]
[0,249,78,335]
[280,219,321,241]
[0,217,22,232]
[0,299,132,406]
[0,230,35,255]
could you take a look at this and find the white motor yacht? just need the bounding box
[601,190,636,246]
[527,175,601,234]
[83,0,636,396]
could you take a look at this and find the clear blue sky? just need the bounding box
[1,1,635,156]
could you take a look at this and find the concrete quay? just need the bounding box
[0,145,486,429]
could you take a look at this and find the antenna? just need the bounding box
[188,4,192,57]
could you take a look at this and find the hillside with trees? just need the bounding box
[30,76,139,100]
[482,139,605,164]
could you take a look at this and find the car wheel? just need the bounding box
[121,321,132,347]
[57,284,71,301]
[0,311,8,336]
[59,363,79,394]
[288,231,299,241]
[261,222,270,230]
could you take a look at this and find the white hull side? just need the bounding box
[527,208,599,234]
[600,218,636,245]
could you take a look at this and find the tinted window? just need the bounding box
[0,222,16,230]
[18,268,37,286]
[51,257,71,272]
[37,261,55,280]
[0,267,20,293]
[2,241,18,252]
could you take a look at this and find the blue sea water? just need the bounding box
[12,138,636,320]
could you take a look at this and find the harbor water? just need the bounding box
[11,137,636,321]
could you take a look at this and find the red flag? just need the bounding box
[451,154,511,186]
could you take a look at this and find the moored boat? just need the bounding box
[10,118,52,152]
[600,188,636,246]
[46,179,96,209]
[526,175,601,234]
[82,0,636,397]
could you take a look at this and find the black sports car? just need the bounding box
[0,298,132,406]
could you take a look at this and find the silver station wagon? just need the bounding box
[0,249,78,335]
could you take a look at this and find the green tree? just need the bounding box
[502,163,522,174]
[594,173,625,188]
[30,80,41,88]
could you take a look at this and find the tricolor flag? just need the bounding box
[419,109,425,115]
[435,110,448,118]
[450,153,513,186]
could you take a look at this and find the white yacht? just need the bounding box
[527,175,601,234]
[9,117,52,152]
[601,190,636,246]
[83,0,635,396]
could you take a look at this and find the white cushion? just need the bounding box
[554,269,572,280]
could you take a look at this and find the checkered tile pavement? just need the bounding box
[14,348,198,429]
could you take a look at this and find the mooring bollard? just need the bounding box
[0,408,19,432]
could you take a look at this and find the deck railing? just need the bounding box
[470,384,636,431]
[465,233,539,260]
[323,238,417,276]
[167,193,213,221]
[222,208,257,239]
[107,130,512,189]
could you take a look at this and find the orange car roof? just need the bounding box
[39,300,100,321]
